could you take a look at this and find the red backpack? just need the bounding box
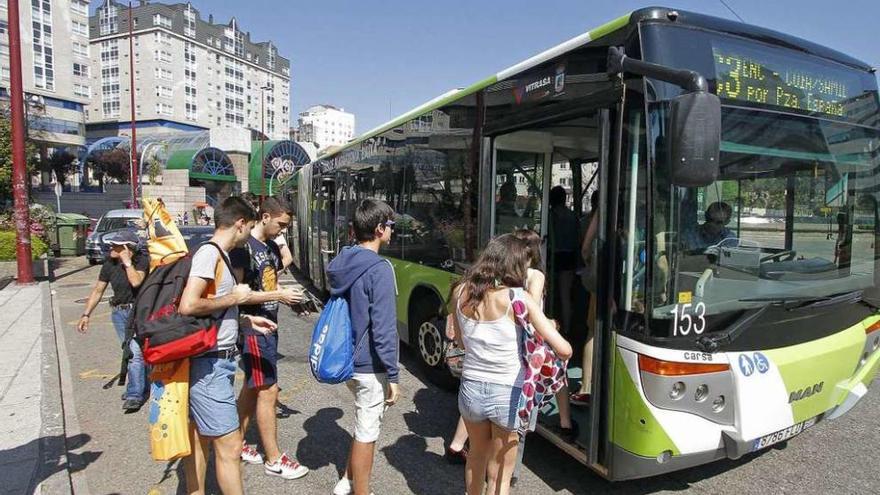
[130,242,234,364]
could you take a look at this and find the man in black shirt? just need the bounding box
[77,229,150,412]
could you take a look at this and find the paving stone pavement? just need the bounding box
[0,282,74,495]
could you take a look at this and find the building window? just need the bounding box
[154,31,172,45]
[156,85,173,99]
[72,41,88,58]
[267,47,275,69]
[1,66,9,81]
[32,0,54,91]
[99,4,117,35]
[154,67,173,80]
[155,103,173,116]
[73,83,90,98]
[103,100,120,118]
[186,102,198,120]
[154,50,172,63]
[100,40,119,63]
[71,0,88,17]
[153,14,172,29]
[72,62,89,77]
[184,5,196,37]
[71,20,88,37]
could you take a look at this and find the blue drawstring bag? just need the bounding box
[309,296,368,384]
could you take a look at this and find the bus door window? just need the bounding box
[492,133,550,236]
[618,107,648,317]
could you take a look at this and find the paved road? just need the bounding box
[53,257,879,494]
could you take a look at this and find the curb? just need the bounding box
[35,281,72,494]
[44,282,92,495]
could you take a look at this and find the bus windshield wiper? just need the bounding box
[697,291,863,353]
[738,290,862,309]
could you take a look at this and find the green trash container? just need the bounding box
[55,213,91,256]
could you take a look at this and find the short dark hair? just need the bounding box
[214,196,258,228]
[549,185,567,207]
[239,192,259,210]
[259,197,292,217]
[353,199,394,242]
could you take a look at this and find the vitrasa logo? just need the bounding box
[310,324,330,370]
[788,381,824,403]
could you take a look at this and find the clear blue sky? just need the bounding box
[113,1,880,134]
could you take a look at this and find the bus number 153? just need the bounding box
[672,302,707,337]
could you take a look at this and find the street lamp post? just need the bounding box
[6,0,34,284]
[127,1,138,207]
[260,84,271,199]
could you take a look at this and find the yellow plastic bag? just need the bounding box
[141,197,188,270]
[148,359,191,461]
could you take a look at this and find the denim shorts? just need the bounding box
[189,355,239,437]
[458,379,522,431]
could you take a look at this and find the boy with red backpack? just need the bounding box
[177,197,277,495]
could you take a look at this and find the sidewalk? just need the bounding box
[0,282,75,495]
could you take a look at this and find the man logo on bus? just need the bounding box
[753,352,769,374]
[739,354,755,377]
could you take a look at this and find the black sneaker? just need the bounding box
[122,399,144,413]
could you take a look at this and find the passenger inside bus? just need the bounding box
[571,191,599,405]
[548,186,580,336]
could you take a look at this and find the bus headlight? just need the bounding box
[670,381,686,400]
[639,354,735,425]
[695,384,709,402]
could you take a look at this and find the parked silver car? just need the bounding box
[85,209,143,265]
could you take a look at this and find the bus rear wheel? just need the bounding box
[411,303,458,390]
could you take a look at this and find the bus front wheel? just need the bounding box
[411,303,458,390]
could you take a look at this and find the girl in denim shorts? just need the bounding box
[449,234,572,495]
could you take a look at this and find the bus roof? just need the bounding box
[318,6,875,161]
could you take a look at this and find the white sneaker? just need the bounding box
[264,453,309,480]
[332,477,352,495]
[240,443,263,465]
[333,478,374,495]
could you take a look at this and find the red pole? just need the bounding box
[7,0,34,284]
[128,2,138,206]
[260,87,266,199]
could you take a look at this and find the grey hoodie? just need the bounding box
[327,246,399,383]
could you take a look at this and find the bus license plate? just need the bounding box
[752,417,817,451]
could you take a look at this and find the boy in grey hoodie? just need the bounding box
[329,199,399,495]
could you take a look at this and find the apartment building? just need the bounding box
[0,0,90,149]
[88,1,290,139]
[296,104,355,151]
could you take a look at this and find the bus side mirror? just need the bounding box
[668,91,721,187]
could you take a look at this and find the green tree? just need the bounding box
[88,147,131,186]
[46,149,76,186]
[0,115,40,204]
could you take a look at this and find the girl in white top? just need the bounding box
[451,233,571,495]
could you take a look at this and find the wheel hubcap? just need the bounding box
[418,321,443,367]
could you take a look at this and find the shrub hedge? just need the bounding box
[0,230,48,261]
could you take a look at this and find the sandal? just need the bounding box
[569,392,591,407]
[445,445,468,465]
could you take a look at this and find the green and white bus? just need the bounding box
[284,7,880,480]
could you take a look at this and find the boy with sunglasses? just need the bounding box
[328,199,399,495]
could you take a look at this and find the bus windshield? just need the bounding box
[638,24,880,336]
[651,107,880,324]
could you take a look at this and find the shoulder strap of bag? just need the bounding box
[202,241,236,320]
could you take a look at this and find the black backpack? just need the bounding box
[129,242,235,364]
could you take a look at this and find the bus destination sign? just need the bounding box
[712,40,863,118]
